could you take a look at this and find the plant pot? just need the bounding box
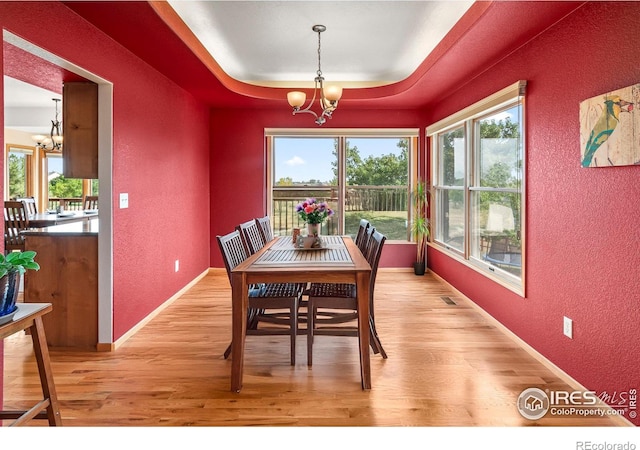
[0,269,21,319]
[413,261,426,276]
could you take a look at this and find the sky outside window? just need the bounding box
[274,137,407,184]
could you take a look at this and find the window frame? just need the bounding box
[5,143,35,200]
[428,81,526,295]
[265,128,420,242]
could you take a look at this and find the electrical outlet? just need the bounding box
[175,260,179,272]
[563,316,573,339]
[119,193,129,209]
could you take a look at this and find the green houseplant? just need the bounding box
[0,251,40,319]
[410,180,430,275]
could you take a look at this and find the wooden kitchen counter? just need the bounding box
[22,218,98,350]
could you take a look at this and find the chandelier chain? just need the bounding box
[317,29,322,78]
[32,98,63,152]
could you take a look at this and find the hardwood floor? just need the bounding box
[2,270,626,427]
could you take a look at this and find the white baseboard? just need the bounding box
[429,271,634,427]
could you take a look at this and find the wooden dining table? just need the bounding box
[230,235,372,392]
[27,210,98,228]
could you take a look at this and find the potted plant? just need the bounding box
[410,180,430,275]
[0,251,40,321]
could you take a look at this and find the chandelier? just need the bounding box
[32,98,63,152]
[287,25,343,126]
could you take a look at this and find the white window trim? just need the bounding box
[428,81,526,296]
[427,81,527,135]
[265,128,420,242]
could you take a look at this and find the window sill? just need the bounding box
[429,242,525,297]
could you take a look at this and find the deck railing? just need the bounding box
[272,185,408,238]
[48,197,84,211]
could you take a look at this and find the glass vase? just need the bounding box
[307,223,320,237]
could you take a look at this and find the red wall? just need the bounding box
[2,1,638,424]
[0,3,211,341]
[209,108,425,269]
[426,1,640,424]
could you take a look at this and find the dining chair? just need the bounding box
[255,215,274,243]
[16,197,38,216]
[83,195,98,210]
[217,230,306,365]
[354,219,370,253]
[306,230,388,366]
[359,224,376,261]
[4,200,30,253]
[236,219,266,255]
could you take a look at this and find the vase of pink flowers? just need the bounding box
[295,198,334,236]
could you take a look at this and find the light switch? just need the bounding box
[563,316,573,339]
[119,193,129,209]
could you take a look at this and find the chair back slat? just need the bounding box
[216,230,249,283]
[16,197,37,216]
[366,230,386,293]
[83,196,99,210]
[237,219,266,255]
[4,201,29,252]
[255,216,274,243]
[360,225,376,260]
[355,219,370,252]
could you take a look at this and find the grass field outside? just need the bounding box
[344,210,408,241]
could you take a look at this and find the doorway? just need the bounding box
[3,30,114,346]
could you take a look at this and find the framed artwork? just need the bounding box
[580,84,639,167]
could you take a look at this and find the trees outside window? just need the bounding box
[4,146,98,211]
[268,131,417,241]
[45,153,97,210]
[429,81,525,293]
[6,145,34,200]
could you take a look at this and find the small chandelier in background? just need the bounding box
[287,25,343,126]
[32,98,63,152]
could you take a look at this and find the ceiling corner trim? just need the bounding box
[149,1,287,101]
[149,1,433,104]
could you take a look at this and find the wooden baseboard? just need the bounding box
[380,267,414,272]
[107,268,211,351]
[95,342,115,352]
[429,270,634,427]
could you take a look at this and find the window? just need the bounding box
[5,144,34,200]
[43,152,98,210]
[266,129,418,241]
[428,81,526,293]
[4,144,98,211]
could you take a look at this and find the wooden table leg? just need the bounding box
[31,316,62,425]
[230,272,248,392]
[356,271,371,390]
